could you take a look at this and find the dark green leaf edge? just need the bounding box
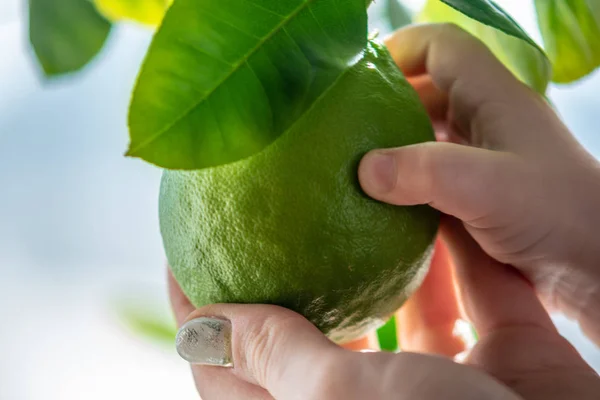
[439,0,547,59]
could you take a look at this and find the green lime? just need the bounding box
[160,41,439,343]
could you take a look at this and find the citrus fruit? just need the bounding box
[160,41,439,343]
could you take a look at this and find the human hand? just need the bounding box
[359,24,600,343]
[168,228,600,399]
[166,23,600,399]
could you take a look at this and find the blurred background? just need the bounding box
[0,0,598,398]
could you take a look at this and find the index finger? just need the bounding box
[385,23,520,96]
[397,239,466,358]
[384,24,541,150]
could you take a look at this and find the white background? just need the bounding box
[0,0,598,399]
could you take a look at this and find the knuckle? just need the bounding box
[393,144,438,205]
[240,310,303,386]
[435,23,490,58]
[437,22,478,45]
[414,144,438,200]
[437,22,466,36]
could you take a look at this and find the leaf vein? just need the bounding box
[175,37,232,67]
[199,8,262,40]
[129,0,320,156]
[240,0,286,18]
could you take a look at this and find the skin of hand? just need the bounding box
[169,232,600,400]
[168,24,600,399]
[359,24,600,343]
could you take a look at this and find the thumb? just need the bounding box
[176,304,525,400]
[358,142,532,222]
[176,304,342,399]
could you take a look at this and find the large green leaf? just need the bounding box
[94,0,172,26]
[128,0,368,169]
[418,0,551,94]
[535,0,600,84]
[29,0,112,76]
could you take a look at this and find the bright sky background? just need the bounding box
[0,1,598,399]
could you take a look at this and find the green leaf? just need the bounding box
[94,0,173,26]
[471,324,479,341]
[118,305,177,345]
[376,315,399,352]
[28,0,112,76]
[418,0,551,94]
[535,0,600,83]
[127,0,368,170]
[438,0,541,50]
[385,0,412,31]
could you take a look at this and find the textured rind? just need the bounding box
[160,41,439,343]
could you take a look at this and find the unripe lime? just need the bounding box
[160,41,439,343]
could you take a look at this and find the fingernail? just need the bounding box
[176,317,233,367]
[362,151,397,193]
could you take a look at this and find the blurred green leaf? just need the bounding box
[119,305,177,345]
[29,0,111,76]
[385,0,412,30]
[471,324,479,341]
[94,0,173,26]
[376,315,399,352]
[127,0,368,169]
[535,0,600,83]
[418,0,551,93]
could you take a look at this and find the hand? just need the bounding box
[167,23,600,399]
[168,229,600,399]
[359,24,600,343]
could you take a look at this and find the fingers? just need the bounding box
[441,218,600,398]
[385,23,516,92]
[357,352,523,400]
[171,297,523,399]
[176,303,344,400]
[385,23,547,152]
[177,304,522,400]
[580,311,600,348]
[408,75,468,145]
[169,271,275,398]
[441,217,556,336]
[193,369,273,400]
[407,75,448,124]
[358,141,531,223]
[397,239,465,358]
